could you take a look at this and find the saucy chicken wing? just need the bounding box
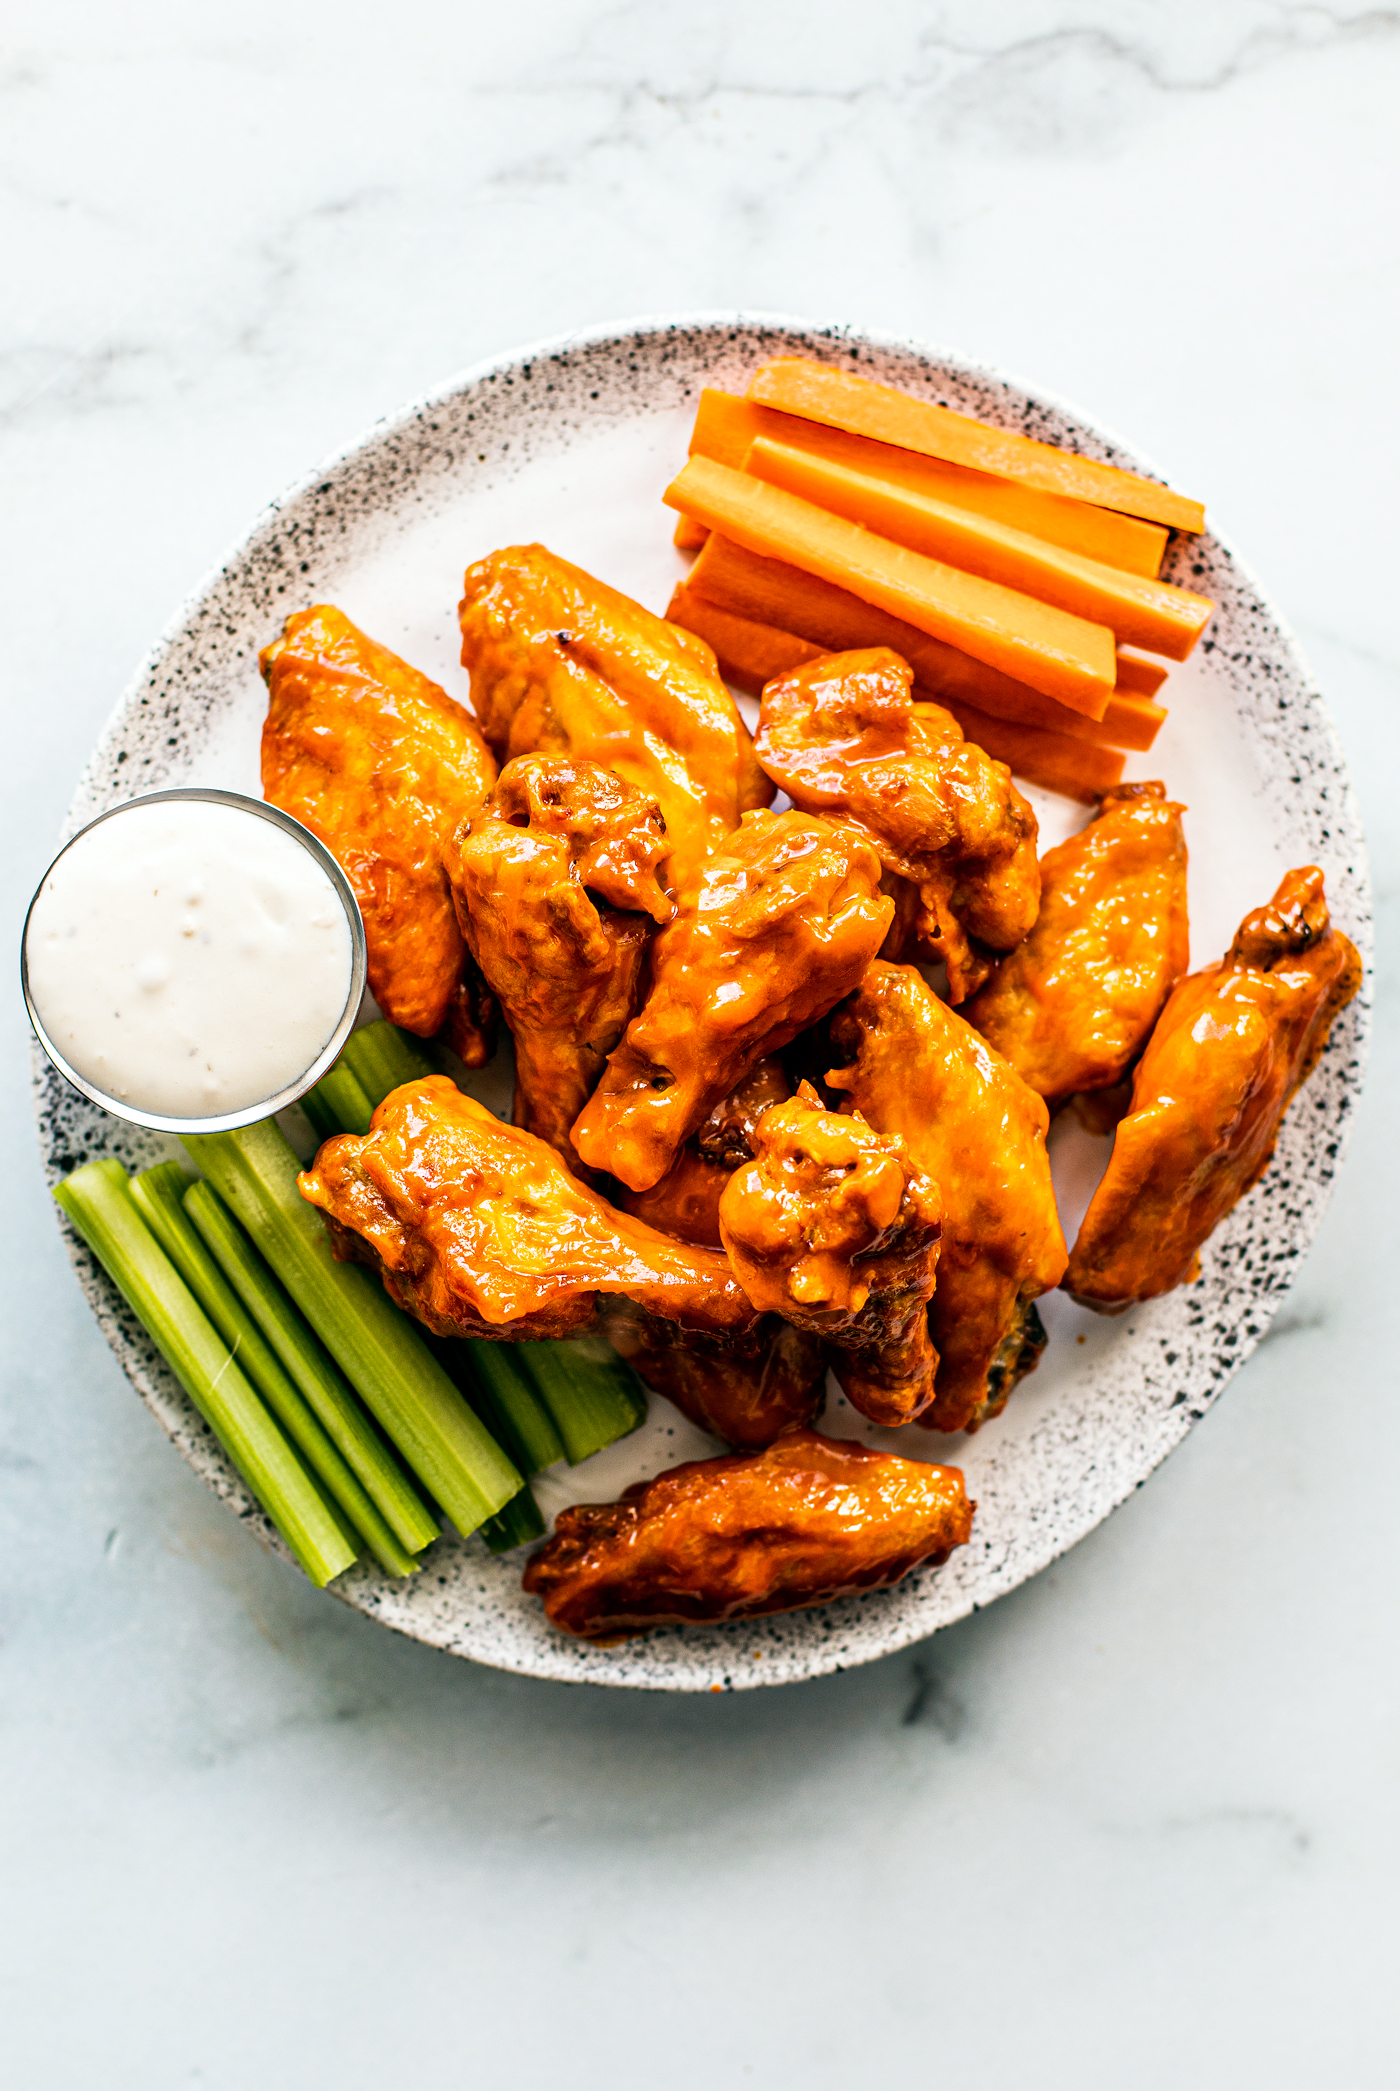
[458,544,770,887]
[571,811,892,1193]
[600,1298,827,1448]
[522,1429,974,1639]
[1065,865,1362,1311]
[828,962,1067,1432]
[755,648,1040,1001]
[966,782,1189,1106]
[719,1082,942,1428]
[444,753,671,1171]
[260,604,497,1050]
[298,1075,758,1341]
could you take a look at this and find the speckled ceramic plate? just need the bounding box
[34,315,1371,1691]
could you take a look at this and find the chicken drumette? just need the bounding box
[445,753,672,1172]
[755,648,1040,1001]
[1065,865,1362,1311]
[719,1082,942,1428]
[966,781,1189,1107]
[828,962,1067,1433]
[522,1429,974,1640]
[571,810,892,1192]
[260,604,497,1056]
[298,1075,758,1342]
[458,544,770,887]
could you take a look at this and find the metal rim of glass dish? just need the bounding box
[21,786,368,1136]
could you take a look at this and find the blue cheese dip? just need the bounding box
[25,797,356,1119]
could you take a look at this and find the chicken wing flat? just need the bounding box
[719,1082,942,1428]
[444,753,671,1171]
[755,648,1040,1001]
[298,1074,758,1341]
[458,544,770,887]
[600,1299,827,1448]
[828,961,1067,1433]
[571,811,893,1193]
[613,1059,794,1247]
[261,604,497,1046]
[966,782,1189,1107]
[1065,865,1362,1312]
[522,1429,974,1639]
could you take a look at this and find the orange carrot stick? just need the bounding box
[936,700,1126,803]
[665,583,824,694]
[673,513,709,551]
[684,535,1164,752]
[1114,649,1169,698]
[748,360,1206,534]
[690,389,1168,578]
[744,437,1213,662]
[665,454,1116,719]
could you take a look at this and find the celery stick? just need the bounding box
[425,1334,565,1475]
[514,1334,648,1466]
[181,1120,521,1535]
[300,1084,347,1145]
[476,1484,546,1555]
[307,1061,375,1138]
[54,1160,354,1588]
[341,1021,435,1109]
[129,1164,421,1577]
[183,1179,437,1561]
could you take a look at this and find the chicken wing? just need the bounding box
[571,811,893,1193]
[613,1059,794,1247]
[260,603,497,1049]
[457,544,771,888]
[298,1075,758,1341]
[600,1298,827,1448]
[522,1429,974,1639]
[444,753,671,1172]
[966,782,1189,1107]
[1065,865,1362,1311]
[719,1081,942,1428]
[828,961,1067,1432]
[755,648,1040,1001]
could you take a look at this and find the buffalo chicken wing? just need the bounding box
[600,1298,827,1448]
[1065,866,1361,1310]
[755,648,1040,1000]
[260,604,497,1050]
[719,1082,942,1428]
[298,1075,758,1341]
[522,1429,974,1639]
[828,962,1067,1432]
[571,811,892,1192]
[966,781,1189,1106]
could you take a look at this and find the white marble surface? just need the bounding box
[3,4,1398,2084]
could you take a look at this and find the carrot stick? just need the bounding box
[935,700,1126,803]
[745,436,1213,662]
[690,389,1168,578]
[684,534,1165,752]
[664,583,824,694]
[673,513,709,551]
[748,360,1206,534]
[1114,649,1169,698]
[664,454,1116,719]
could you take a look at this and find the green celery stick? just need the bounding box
[129,1163,420,1577]
[426,1333,566,1475]
[514,1334,648,1467]
[299,1085,346,1144]
[306,1061,375,1138]
[181,1120,521,1535]
[476,1484,546,1555]
[54,1160,354,1588]
[341,1021,436,1109]
[183,1179,436,1559]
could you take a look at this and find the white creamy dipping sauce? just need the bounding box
[26,798,355,1119]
